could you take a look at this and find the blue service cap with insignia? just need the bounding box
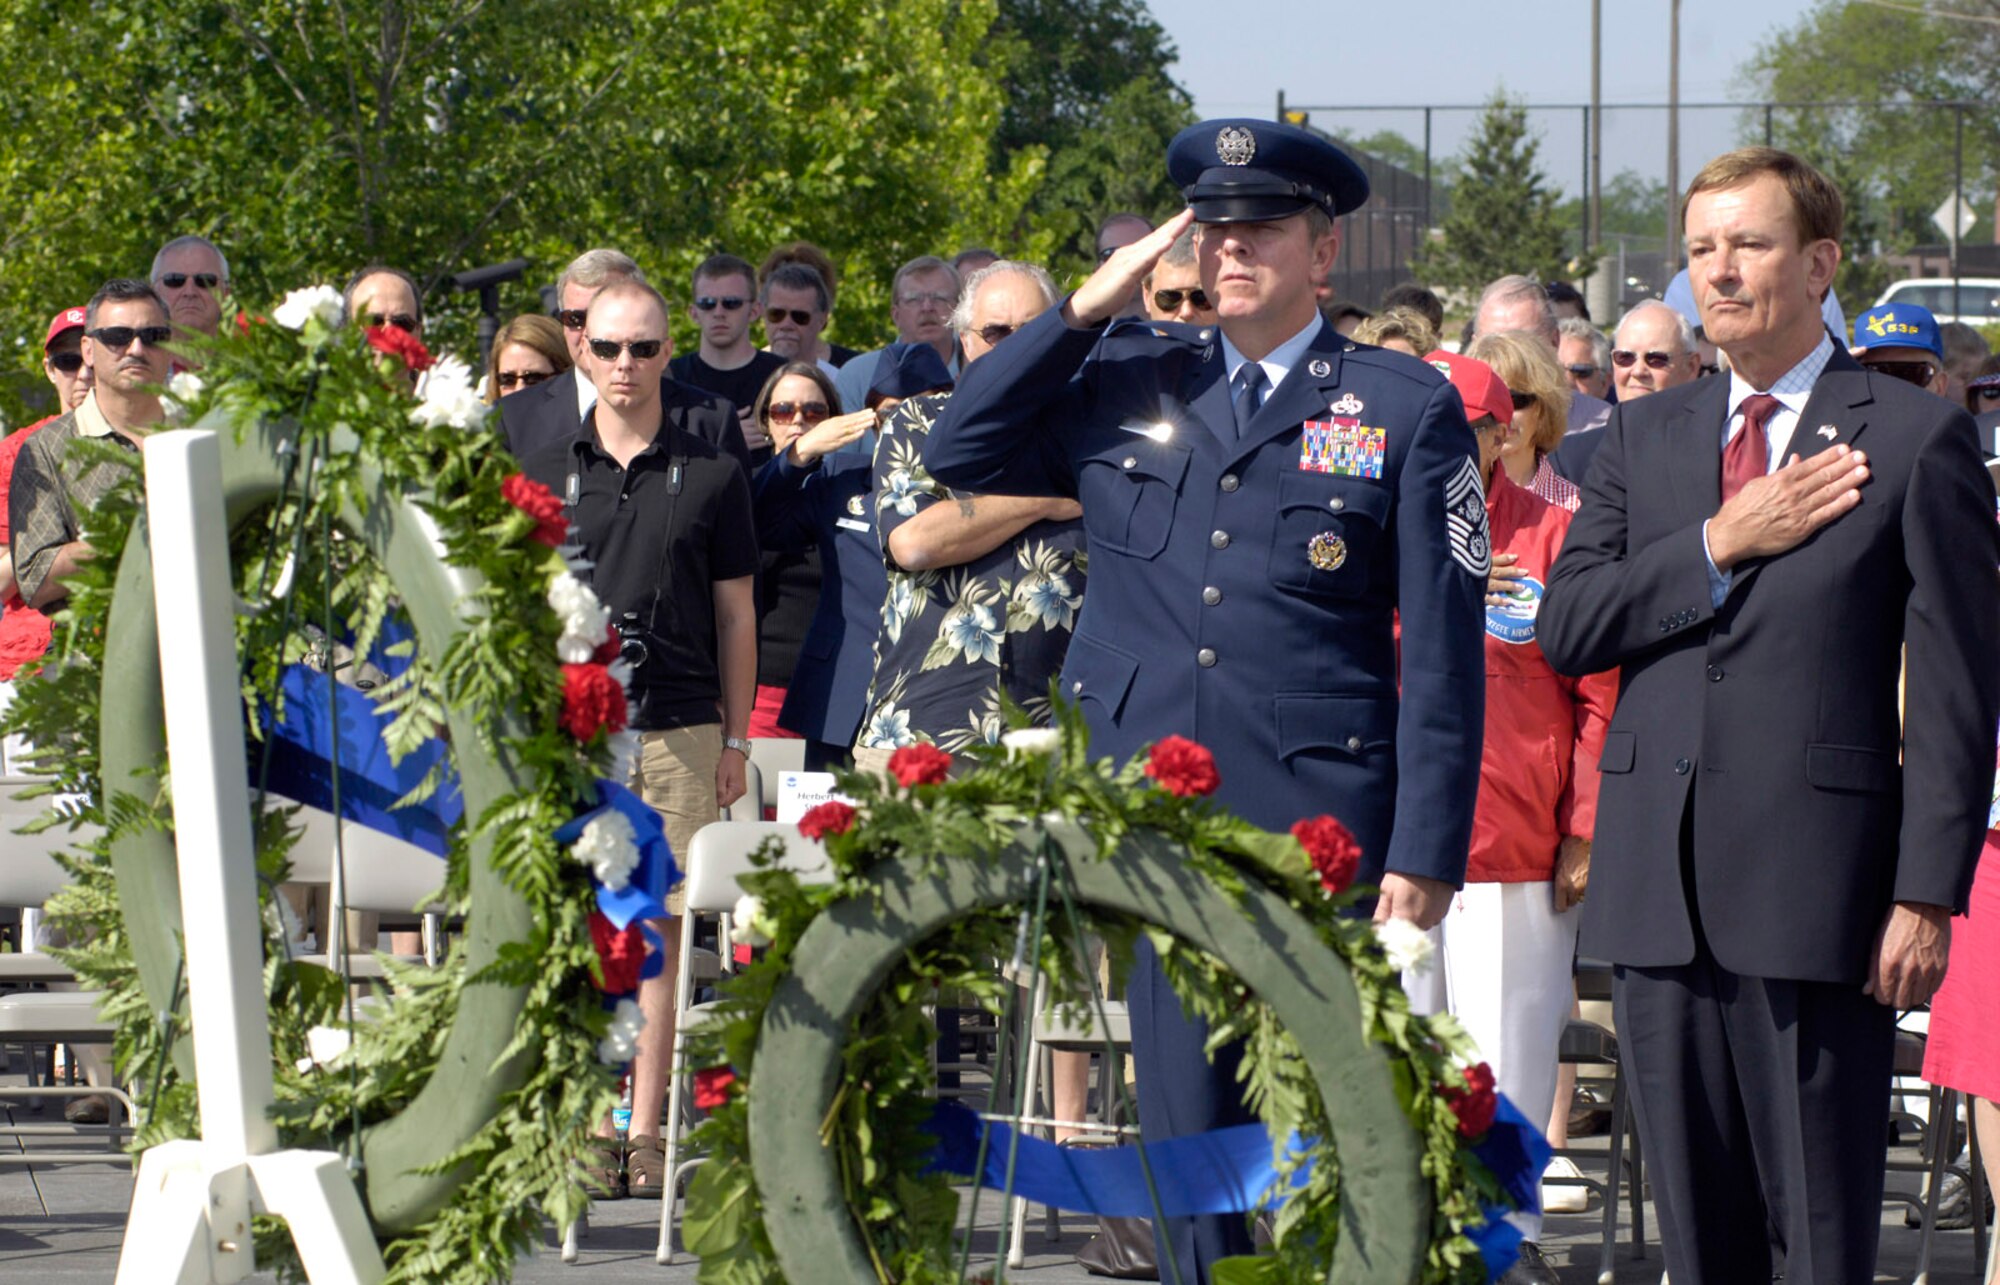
[1851,301,1944,362]
[868,340,955,406]
[1167,118,1370,223]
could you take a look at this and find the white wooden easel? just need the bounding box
[115,431,385,1284]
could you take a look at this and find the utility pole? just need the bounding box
[1590,0,1603,253]
[1665,0,1682,270]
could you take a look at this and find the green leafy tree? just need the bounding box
[0,0,1047,428]
[1411,96,1572,297]
[984,0,1195,282]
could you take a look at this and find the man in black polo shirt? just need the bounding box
[522,279,759,1200]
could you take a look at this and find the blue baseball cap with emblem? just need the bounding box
[1851,301,1944,362]
[1167,118,1370,224]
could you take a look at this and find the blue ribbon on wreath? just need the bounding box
[925,1091,1549,1282]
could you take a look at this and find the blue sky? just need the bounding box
[1144,0,1827,197]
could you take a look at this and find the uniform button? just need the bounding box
[1659,619,1670,632]
[1122,456,1138,470]
[1329,496,1345,511]
[1197,648,1218,668]
[1071,680,1082,694]
[1210,529,1231,549]
[1219,474,1240,492]
[1707,665,1723,682]
[1202,586,1222,606]
[1346,735,1364,752]
[1674,757,1691,775]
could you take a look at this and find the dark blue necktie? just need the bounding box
[1231,363,1267,439]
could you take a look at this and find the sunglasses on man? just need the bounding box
[694,296,749,313]
[1611,349,1678,370]
[1861,359,1937,389]
[48,351,85,374]
[1152,287,1212,313]
[766,400,830,426]
[587,337,665,361]
[764,307,818,326]
[495,370,554,391]
[553,307,588,331]
[88,325,173,350]
[1565,362,1599,378]
[158,273,221,291]
[1969,381,2000,403]
[363,311,418,333]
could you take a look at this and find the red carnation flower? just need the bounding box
[560,663,629,741]
[797,800,857,841]
[693,1065,737,1111]
[1144,735,1220,797]
[1440,1062,1498,1138]
[588,910,647,994]
[1292,815,1362,894]
[501,472,567,547]
[889,743,952,787]
[234,313,268,334]
[364,324,435,372]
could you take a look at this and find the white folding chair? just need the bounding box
[726,758,763,824]
[283,801,444,980]
[0,776,84,986]
[655,820,830,1264]
[747,738,804,817]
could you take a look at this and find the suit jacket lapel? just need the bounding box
[1668,376,1732,522]
[1784,350,1872,465]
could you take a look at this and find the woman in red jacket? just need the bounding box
[1417,350,1617,1285]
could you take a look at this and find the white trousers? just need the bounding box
[1405,880,1579,1242]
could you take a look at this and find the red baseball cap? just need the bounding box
[44,306,86,351]
[1422,349,1512,426]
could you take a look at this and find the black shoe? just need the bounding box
[1499,1240,1562,1285]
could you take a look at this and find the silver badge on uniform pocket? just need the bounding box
[1330,392,1363,415]
[1308,531,1348,571]
[847,494,866,516]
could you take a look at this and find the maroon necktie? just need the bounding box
[1722,393,1778,503]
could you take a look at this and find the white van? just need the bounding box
[1872,278,2000,327]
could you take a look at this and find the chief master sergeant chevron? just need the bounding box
[922,118,1488,1279]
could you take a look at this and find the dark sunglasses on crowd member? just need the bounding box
[159,272,221,291]
[1152,287,1212,313]
[766,400,830,426]
[495,370,554,391]
[765,307,816,326]
[1611,348,1675,370]
[1096,245,1120,264]
[48,351,85,374]
[363,311,418,333]
[587,337,665,360]
[1700,363,1721,376]
[1968,379,2000,403]
[693,296,748,313]
[1565,362,1599,378]
[553,307,588,331]
[973,323,1017,346]
[1508,389,1536,411]
[88,325,173,349]
[1861,358,1938,389]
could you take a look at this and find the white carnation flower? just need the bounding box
[596,997,646,1064]
[162,370,206,422]
[1374,917,1436,975]
[730,893,773,947]
[548,572,612,662]
[1002,727,1062,757]
[409,354,488,431]
[571,808,640,892]
[604,728,642,781]
[295,1024,353,1073]
[272,284,344,332]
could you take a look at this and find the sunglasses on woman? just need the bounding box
[1508,389,1536,411]
[586,338,665,360]
[495,370,554,390]
[767,400,830,426]
[48,351,85,374]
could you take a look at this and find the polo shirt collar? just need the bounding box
[73,391,116,439]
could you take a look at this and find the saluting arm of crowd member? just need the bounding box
[749,452,822,554]
[712,573,757,812]
[1867,409,2000,1010]
[1376,382,1489,930]
[1541,411,1725,676]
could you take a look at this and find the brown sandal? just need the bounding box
[584,1138,626,1199]
[626,1135,666,1200]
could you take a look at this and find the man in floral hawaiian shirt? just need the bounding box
[854,262,1086,768]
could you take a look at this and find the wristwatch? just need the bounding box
[723,736,752,757]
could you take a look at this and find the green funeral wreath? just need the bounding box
[683,702,1514,1285]
[4,289,645,1282]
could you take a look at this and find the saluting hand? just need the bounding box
[1705,445,1868,571]
[1063,208,1197,329]
[787,410,875,465]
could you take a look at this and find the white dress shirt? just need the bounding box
[1219,314,1324,405]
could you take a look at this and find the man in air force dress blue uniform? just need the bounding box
[922,119,1488,1278]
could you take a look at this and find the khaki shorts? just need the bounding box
[628,724,722,915]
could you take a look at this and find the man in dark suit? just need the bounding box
[924,119,1486,1282]
[501,247,751,474]
[1539,148,2000,1285]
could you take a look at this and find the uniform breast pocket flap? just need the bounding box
[1060,633,1141,723]
[1267,472,1390,598]
[1078,440,1190,560]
